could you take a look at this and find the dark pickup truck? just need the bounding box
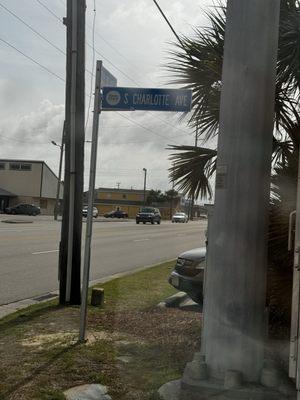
[136,207,161,225]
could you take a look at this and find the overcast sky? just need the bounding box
[0,0,212,193]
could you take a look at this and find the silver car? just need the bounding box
[172,212,188,223]
[82,206,98,218]
[169,247,206,304]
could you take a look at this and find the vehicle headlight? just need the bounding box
[195,260,206,270]
[181,259,194,266]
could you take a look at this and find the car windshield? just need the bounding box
[140,208,154,213]
[175,213,185,216]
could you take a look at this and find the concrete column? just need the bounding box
[202,0,280,382]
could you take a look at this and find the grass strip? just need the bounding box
[0,260,201,400]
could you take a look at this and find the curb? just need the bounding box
[0,259,175,319]
[1,220,34,224]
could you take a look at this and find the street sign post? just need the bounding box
[102,87,192,112]
[101,66,117,88]
[79,61,103,342]
[79,66,193,342]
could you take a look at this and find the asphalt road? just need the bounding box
[0,216,207,305]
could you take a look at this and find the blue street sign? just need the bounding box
[101,87,192,112]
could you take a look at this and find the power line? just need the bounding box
[87,42,138,86]
[0,37,65,82]
[0,34,178,146]
[35,0,62,23]
[86,19,158,86]
[33,1,192,138]
[0,134,51,145]
[151,0,185,48]
[89,41,192,136]
[0,2,96,82]
[115,112,179,144]
[0,38,178,146]
[0,2,65,55]
[3,1,189,145]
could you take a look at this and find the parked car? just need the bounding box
[169,247,206,304]
[136,207,161,224]
[104,210,128,218]
[5,203,41,216]
[172,212,188,223]
[82,206,98,218]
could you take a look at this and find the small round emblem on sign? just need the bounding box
[106,90,121,106]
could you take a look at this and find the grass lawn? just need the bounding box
[0,261,202,400]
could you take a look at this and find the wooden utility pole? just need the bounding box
[59,0,85,305]
[201,0,280,382]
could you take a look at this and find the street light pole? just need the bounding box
[143,168,147,206]
[190,127,198,221]
[52,122,66,221]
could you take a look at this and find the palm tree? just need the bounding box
[168,0,300,199]
[167,0,300,332]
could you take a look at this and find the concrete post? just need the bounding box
[202,0,280,382]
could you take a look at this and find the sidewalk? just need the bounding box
[0,214,135,223]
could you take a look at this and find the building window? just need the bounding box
[9,162,32,171]
[10,162,20,170]
[21,163,32,171]
[0,163,5,170]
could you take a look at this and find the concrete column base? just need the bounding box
[158,353,296,400]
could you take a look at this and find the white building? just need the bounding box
[0,159,62,214]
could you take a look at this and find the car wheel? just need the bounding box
[157,220,161,225]
[32,212,37,216]
[143,222,146,224]
[12,210,16,215]
[136,221,139,224]
[172,220,174,223]
[151,219,154,224]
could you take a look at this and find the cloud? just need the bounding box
[0,0,212,191]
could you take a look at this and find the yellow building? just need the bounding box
[91,188,149,218]
[85,187,182,219]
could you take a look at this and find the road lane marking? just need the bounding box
[32,250,59,255]
[133,238,150,242]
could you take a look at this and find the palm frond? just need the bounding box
[272,136,294,167]
[166,0,300,148]
[167,145,217,200]
[278,0,300,94]
[166,8,225,141]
